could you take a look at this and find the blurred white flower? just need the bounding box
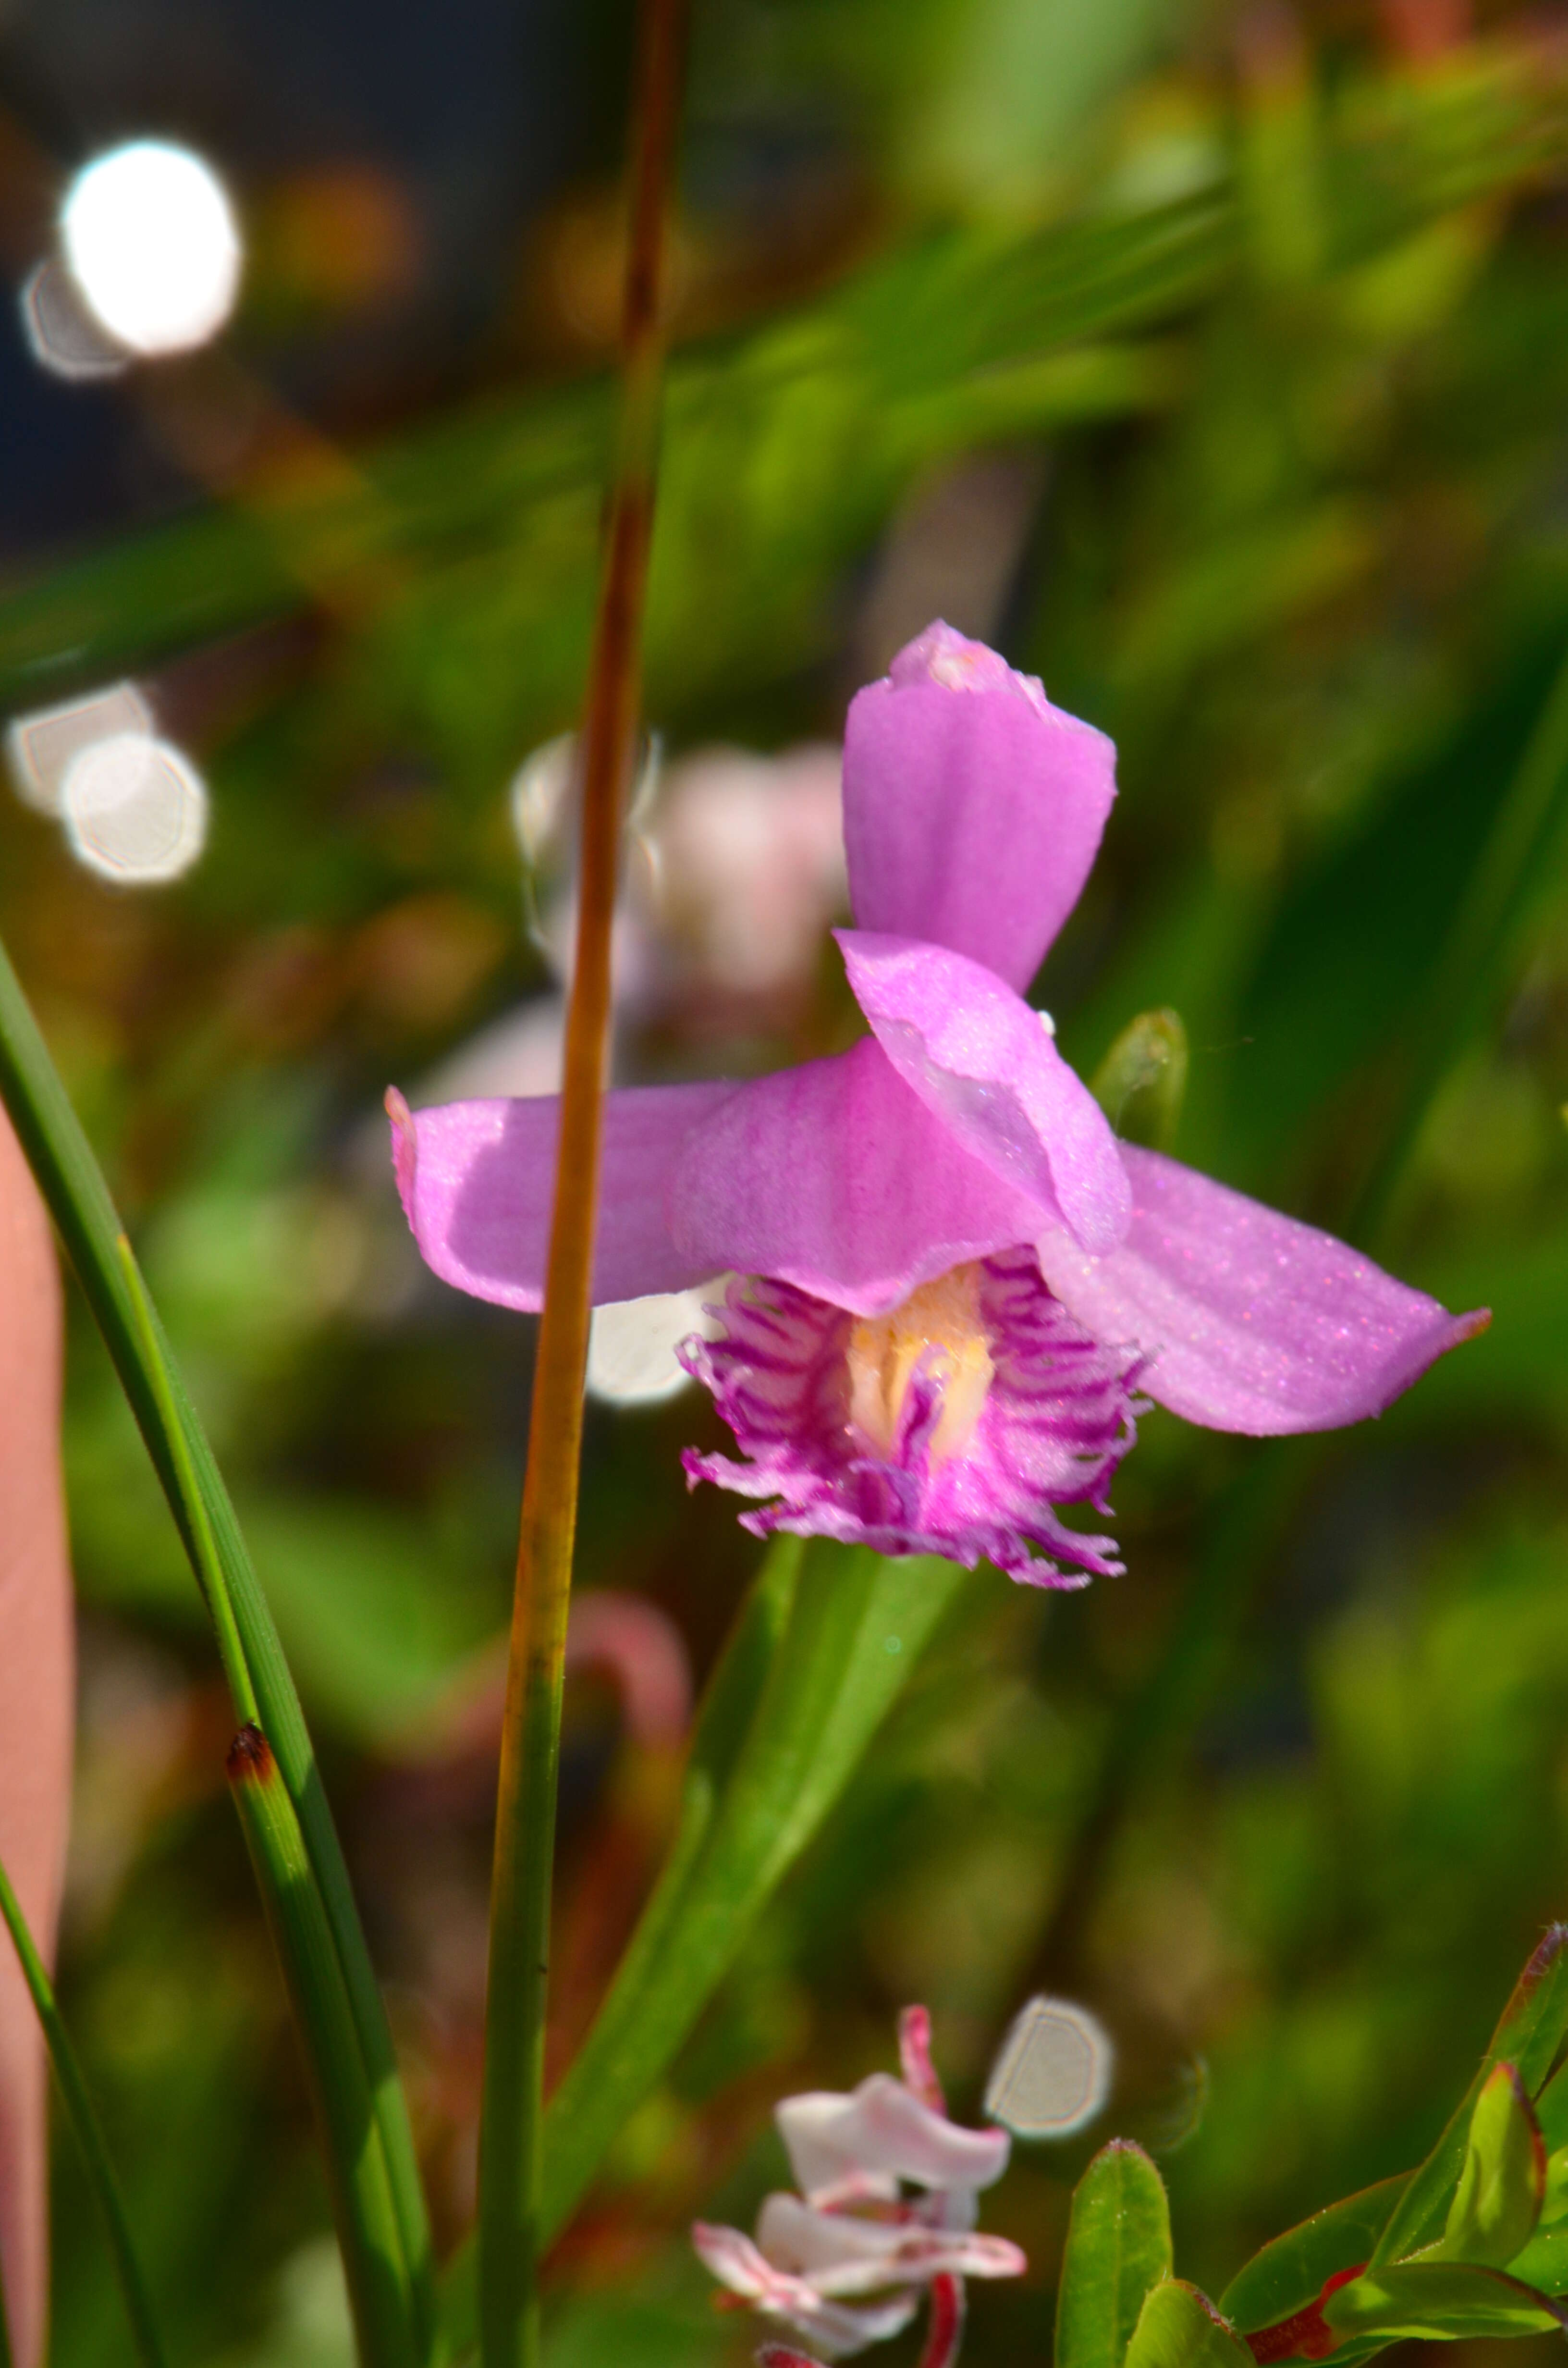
[642,742,845,1006]
[693,2007,1025,2362]
[587,1282,726,1407]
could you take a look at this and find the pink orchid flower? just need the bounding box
[387,622,1486,1584]
[692,2007,1023,2363]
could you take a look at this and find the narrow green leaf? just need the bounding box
[440,1538,967,2364]
[1323,2260,1568,2342]
[1090,1009,1189,1149]
[0,934,435,2364]
[545,1540,965,2223]
[1056,2140,1173,2368]
[0,1850,168,2368]
[1372,1924,1568,2265]
[1124,2280,1253,2368]
[1431,2061,1544,2266]
[1220,2173,1409,2332]
[227,1727,419,2368]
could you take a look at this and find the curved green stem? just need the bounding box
[0,1851,168,2368]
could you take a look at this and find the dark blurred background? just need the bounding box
[6,0,1568,2361]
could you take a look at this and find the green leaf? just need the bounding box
[1090,1009,1190,1148]
[0,1849,168,2368]
[1220,2173,1409,2332]
[1123,2280,1254,2368]
[1056,2140,1173,2368]
[1430,2061,1544,2266]
[1531,2057,1568,2154]
[1323,2261,1568,2342]
[0,935,435,2365]
[1505,2216,1568,2296]
[1371,1924,1568,2265]
[439,1536,968,2362]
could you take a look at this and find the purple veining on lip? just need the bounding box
[678,1248,1144,1583]
[388,618,1489,1582]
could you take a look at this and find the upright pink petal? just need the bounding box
[842,623,1116,993]
[778,2075,1011,2203]
[0,1112,74,2368]
[898,2007,944,2113]
[1036,1146,1488,1435]
[836,931,1130,1255]
[668,1038,1044,1319]
[388,1079,739,1311]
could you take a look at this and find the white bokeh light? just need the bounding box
[984,1997,1114,2139]
[61,731,209,883]
[19,259,129,381]
[6,682,154,814]
[61,139,241,357]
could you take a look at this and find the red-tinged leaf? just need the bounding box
[1221,2175,1409,2333]
[1430,2061,1544,2266]
[0,1111,74,2368]
[1372,1927,1568,2265]
[1323,2259,1568,2342]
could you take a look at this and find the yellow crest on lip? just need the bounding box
[847,1263,995,1467]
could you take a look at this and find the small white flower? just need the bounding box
[692,2008,1026,2363]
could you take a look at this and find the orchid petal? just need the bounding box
[1036,1146,1489,1434]
[778,2074,1011,2203]
[0,1114,74,2368]
[843,622,1116,992]
[756,2195,1026,2295]
[668,1037,1043,1319]
[836,930,1130,1256]
[388,1079,738,1311]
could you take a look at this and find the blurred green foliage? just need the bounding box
[10,0,1568,2363]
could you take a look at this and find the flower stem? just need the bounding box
[0,1850,169,2368]
[476,2,689,2362]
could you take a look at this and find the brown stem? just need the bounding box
[475,0,690,2363]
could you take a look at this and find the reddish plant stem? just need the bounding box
[475,0,689,2361]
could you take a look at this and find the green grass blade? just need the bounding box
[0,1851,169,2368]
[0,931,436,2364]
[1352,638,1568,1243]
[227,1727,420,2368]
[438,1536,965,2364]
[541,1537,965,2240]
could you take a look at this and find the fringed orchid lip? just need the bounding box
[679,1247,1145,1584]
[389,619,1488,1579]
